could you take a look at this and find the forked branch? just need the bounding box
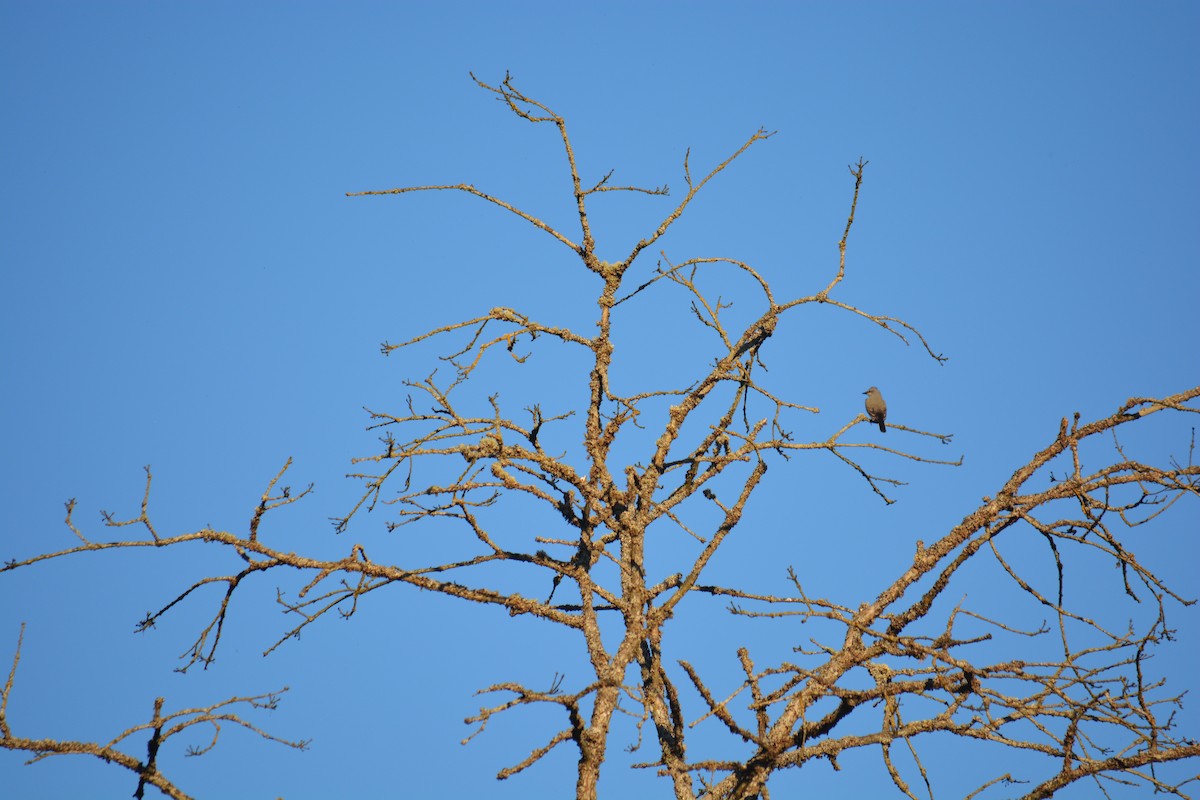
[0,624,307,800]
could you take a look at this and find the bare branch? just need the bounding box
[1,625,305,799]
[11,76,1196,800]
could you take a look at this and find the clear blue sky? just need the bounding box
[2,3,1197,798]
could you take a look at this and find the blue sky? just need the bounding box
[2,3,1198,798]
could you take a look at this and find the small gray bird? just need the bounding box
[863,386,887,433]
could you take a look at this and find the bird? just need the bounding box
[863,386,887,433]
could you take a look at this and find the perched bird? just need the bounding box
[863,386,887,433]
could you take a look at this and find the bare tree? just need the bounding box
[3,74,1198,800]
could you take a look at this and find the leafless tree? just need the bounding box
[4,74,1198,800]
